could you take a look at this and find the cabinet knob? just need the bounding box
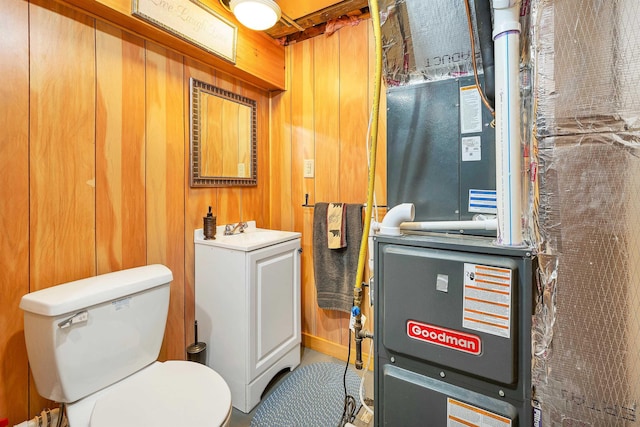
[297,248,303,254]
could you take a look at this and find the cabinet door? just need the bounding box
[248,239,301,380]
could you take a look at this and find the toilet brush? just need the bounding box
[186,320,207,365]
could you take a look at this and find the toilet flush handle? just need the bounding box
[58,311,89,329]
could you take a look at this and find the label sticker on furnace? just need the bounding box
[447,398,512,427]
[461,136,481,162]
[463,263,512,338]
[460,85,483,134]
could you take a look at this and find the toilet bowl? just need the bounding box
[20,265,232,427]
[71,361,231,427]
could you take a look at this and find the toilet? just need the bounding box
[20,264,232,427]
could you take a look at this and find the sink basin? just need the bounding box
[194,221,301,252]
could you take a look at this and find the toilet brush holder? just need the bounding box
[186,320,207,365]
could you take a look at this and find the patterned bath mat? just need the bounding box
[251,362,361,427]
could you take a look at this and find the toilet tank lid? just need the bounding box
[20,265,173,317]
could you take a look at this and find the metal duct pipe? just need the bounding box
[493,0,524,247]
[473,0,495,106]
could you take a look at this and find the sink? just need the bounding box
[194,221,301,252]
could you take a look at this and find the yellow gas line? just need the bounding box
[352,0,382,368]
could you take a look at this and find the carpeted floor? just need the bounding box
[250,362,361,427]
[228,348,374,427]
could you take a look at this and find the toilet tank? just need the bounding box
[20,264,172,403]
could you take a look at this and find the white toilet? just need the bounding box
[20,264,232,427]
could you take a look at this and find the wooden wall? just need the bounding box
[0,0,30,423]
[270,21,387,360]
[0,0,270,422]
[0,0,383,422]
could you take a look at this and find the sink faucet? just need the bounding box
[224,222,248,235]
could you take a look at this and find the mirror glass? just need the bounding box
[190,78,257,187]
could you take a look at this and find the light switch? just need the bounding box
[303,159,314,178]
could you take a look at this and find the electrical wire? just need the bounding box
[339,329,358,426]
[55,404,67,427]
[464,0,495,118]
[364,96,380,223]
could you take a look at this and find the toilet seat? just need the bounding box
[89,361,232,427]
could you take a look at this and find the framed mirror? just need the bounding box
[190,78,257,187]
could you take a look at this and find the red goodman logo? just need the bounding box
[407,320,482,355]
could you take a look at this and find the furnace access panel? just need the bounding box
[374,233,536,426]
[387,76,497,235]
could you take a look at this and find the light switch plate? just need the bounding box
[303,159,314,178]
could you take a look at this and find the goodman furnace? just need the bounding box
[374,232,536,426]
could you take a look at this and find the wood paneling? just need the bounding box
[312,32,344,344]
[277,0,342,20]
[1,0,378,420]
[183,60,219,346]
[29,0,97,414]
[239,84,271,226]
[0,0,30,423]
[29,0,97,290]
[145,42,186,361]
[268,47,293,231]
[290,40,318,336]
[273,22,387,354]
[334,21,371,346]
[96,22,147,274]
[54,0,285,90]
[0,0,272,420]
[339,23,369,203]
[370,24,387,207]
[313,34,340,203]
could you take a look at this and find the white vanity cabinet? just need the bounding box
[194,224,301,413]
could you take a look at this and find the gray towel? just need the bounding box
[313,203,363,313]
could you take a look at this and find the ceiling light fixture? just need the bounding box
[229,0,282,31]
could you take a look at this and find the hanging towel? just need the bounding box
[313,202,363,313]
[327,203,347,249]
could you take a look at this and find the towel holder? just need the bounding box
[301,193,386,208]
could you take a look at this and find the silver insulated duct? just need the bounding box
[531,0,640,425]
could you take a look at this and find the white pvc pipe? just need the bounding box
[375,203,497,235]
[493,0,524,247]
[400,218,498,232]
[376,203,415,236]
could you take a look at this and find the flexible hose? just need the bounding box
[353,0,382,306]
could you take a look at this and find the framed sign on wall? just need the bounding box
[133,0,237,63]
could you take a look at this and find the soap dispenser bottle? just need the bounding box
[203,206,216,240]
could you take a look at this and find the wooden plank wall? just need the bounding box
[0,1,383,422]
[0,0,30,423]
[270,21,388,361]
[0,0,271,422]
